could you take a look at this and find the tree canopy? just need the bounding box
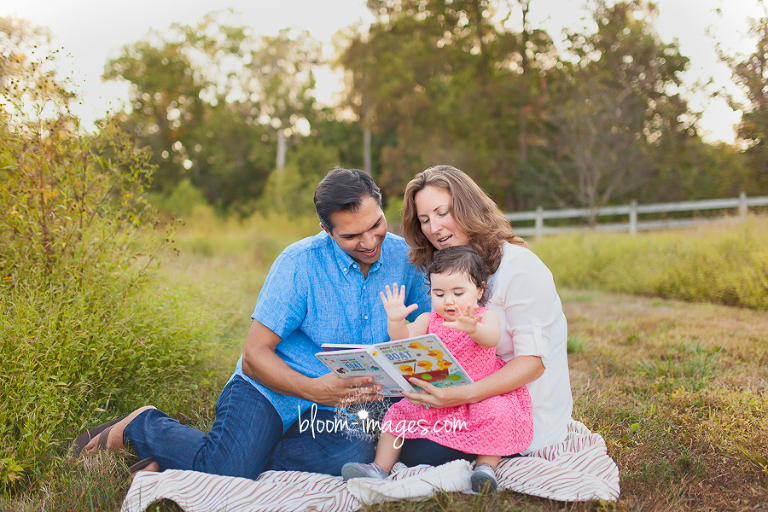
[721,11,768,190]
[47,2,768,216]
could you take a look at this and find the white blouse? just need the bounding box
[486,242,573,454]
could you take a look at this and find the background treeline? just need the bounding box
[85,0,768,218]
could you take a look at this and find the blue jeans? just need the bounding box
[123,375,376,479]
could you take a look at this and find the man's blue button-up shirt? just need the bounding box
[234,230,430,432]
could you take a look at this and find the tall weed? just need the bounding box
[0,59,212,492]
[531,217,768,310]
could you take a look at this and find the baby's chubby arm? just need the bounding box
[443,306,500,348]
[380,283,429,340]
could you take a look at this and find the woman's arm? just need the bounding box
[403,354,544,408]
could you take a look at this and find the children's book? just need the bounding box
[315,334,474,397]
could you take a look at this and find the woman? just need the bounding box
[396,164,572,466]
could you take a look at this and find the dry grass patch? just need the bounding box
[562,289,768,511]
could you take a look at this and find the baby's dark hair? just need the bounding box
[426,246,490,305]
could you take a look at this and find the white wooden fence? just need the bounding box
[505,192,768,238]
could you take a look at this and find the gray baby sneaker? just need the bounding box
[471,463,498,494]
[341,462,389,481]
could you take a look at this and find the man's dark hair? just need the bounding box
[427,245,490,305]
[314,168,382,232]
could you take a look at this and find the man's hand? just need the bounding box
[243,321,383,406]
[306,373,384,407]
[380,283,419,323]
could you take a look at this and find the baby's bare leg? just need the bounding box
[475,454,502,469]
[472,454,501,494]
[374,432,403,472]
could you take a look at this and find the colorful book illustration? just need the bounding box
[315,334,474,397]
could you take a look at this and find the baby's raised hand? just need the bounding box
[380,283,418,323]
[443,304,481,334]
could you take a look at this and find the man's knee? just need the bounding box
[321,431,376,475]
[199,379,283,478]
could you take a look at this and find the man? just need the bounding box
[77,168,430,478]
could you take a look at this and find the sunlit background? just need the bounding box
[3,0,764,142]
[2,3,768,505]
[3,0,767,218]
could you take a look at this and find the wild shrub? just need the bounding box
[0,55,210,492]
[144,178,212,220]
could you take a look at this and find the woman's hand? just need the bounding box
[403,378,477,409]
[380,283,419,323]
[403,355,544,408]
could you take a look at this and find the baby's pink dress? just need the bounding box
[381,309,533,456]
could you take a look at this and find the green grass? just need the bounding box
[4,215,768,511]
[634,342,724,392]
[530,216,768,310]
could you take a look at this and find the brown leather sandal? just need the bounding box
[70,415,128,457]
[128,457,157,474]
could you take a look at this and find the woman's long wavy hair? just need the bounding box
[402,165,526,273]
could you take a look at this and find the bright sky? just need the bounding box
[2,0,764,143]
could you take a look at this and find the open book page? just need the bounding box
[315,349,414,397]
[372,334,474,391]
[316,334,474,396]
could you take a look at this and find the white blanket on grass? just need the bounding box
[120,419,619,512]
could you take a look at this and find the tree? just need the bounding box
[104,13,335,214]
[340,1,452,189]
[721,10,768,190]
[538,0,692,221]
[103,12,276,210]
[247,28,321,172]
[340,0,557,208]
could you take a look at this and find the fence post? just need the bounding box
[535,206,544,239]
[629,200,638,235]
[739,192,748,220]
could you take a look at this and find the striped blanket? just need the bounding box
[120,419,619,511]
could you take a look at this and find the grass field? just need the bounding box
[3,215,767,511]
[531,216,768,311]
